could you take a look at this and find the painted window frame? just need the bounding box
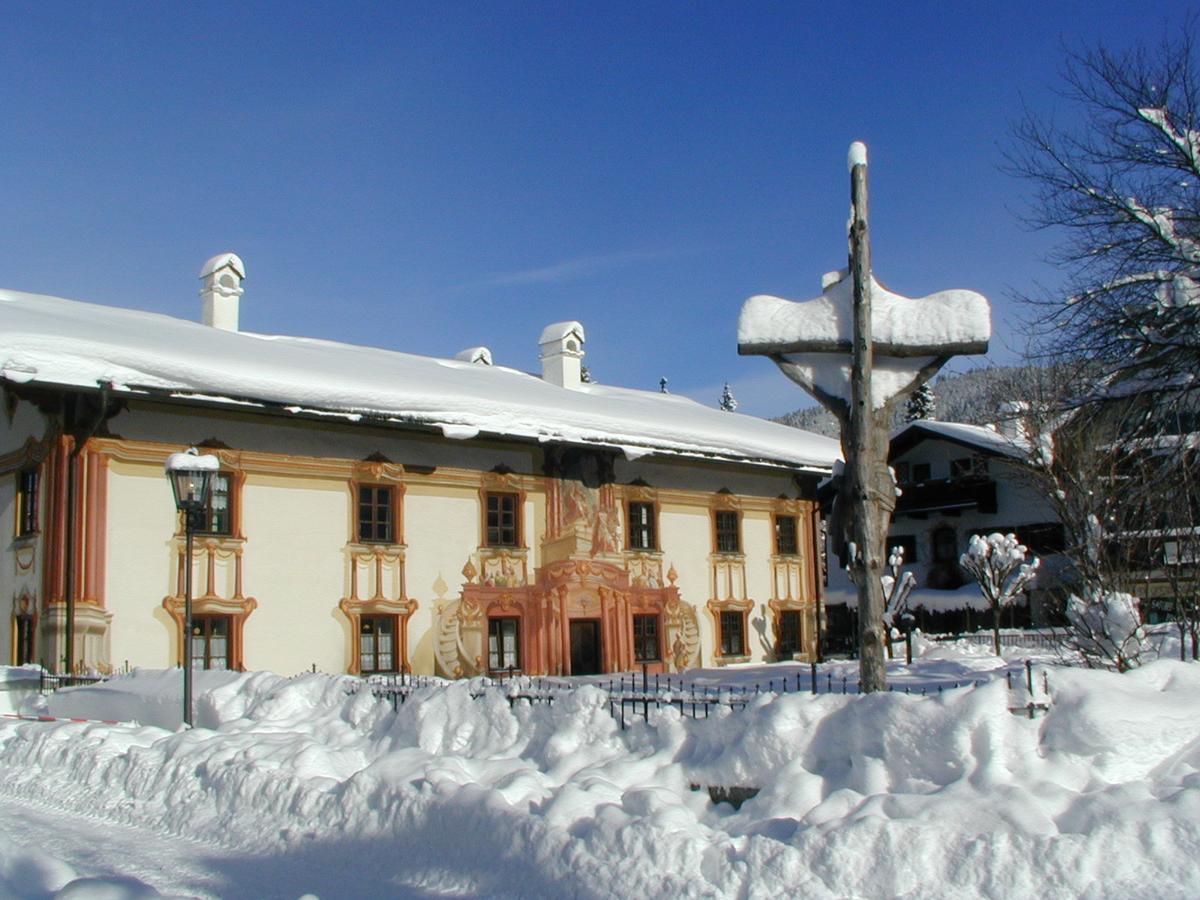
[356,483,398,544]
[485,492,521,548]
[487,616,521,671]
[358,614,398,674]
[713,509,741,554]
[190,614,231,670]
[718,609,747,656]
[627,501,658,551]
[774,514,799,556]
[15,468,38,537]
[776,609,801,657]
[632,613,661,662]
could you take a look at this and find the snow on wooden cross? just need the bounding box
[737,146,990,417]
[737,270,990,415]
[736,142,991,692]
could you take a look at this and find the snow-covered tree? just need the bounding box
[960,533,1040,656]
[1009,24,1200,399]
[581,365,594,384]
[719,382,738,412]
[904,383,935,422]
[882,544,916,628]
[881,544,916,659]
[1065,590,1148,672]
[659,377,669,394]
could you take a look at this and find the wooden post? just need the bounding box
[847,146,888,694]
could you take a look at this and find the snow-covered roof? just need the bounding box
[891,420,1029,460]
[453,346,493,366]
[0,288,840,472]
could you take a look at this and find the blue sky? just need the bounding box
[2,2,1193,417]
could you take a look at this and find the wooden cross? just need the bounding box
[737,142,990,692]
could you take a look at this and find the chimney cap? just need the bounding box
[200,252,246,280]
[538,321,585,348]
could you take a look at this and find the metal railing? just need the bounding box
[352,663,1026,730]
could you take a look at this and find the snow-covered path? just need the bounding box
[0,789,490,899]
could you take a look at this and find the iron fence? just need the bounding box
[353,663,1018,730]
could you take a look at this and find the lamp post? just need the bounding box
[165,447,219,728]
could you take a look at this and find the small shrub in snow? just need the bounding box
[1066,590,1148,672]
[959,533,1039,656]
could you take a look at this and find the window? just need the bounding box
[632,614,660,661]
[201,473,234,535]
[893,461,911,483]
[889,534,918,563]
[16,469,38,536]
[486,492,520,547]
[190,615,230,670]
[775,515,799,555]
[357,485,395,543]
[1016,523,1066,555]
[912,462,932,482]
[359,616,396,673]
[950,456,989,479]
[777,610,801,657]
[14,615,35,665]
[714,510,740,554]
[627,501,657,551]
[488,617,520,671]
[719,610,745,656]
[932,527,958,563]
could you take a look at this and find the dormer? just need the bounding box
[199,252,246,332]
[539,321,586,389]
[455,346,493,366]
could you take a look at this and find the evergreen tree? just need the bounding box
[904,383,936,422]
[719,382,738,412]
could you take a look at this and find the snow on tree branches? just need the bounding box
[904,383,935,422]
[1065,590,1148,672]
[882,544,916,628]
[1009,24,1200,397]
[719,382,738,412]
[960,533,1040,656]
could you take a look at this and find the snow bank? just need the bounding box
[3,662,1200,898]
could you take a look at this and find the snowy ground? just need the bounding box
[2,643,1199,899]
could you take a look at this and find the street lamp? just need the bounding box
[165,447,220,728]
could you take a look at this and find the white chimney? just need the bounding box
[538,321,586,389]
[199,252,246,331]
[996,400,1030,443]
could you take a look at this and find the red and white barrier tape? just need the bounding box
[2,712,126,726]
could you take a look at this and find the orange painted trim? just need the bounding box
[161,593,258,671]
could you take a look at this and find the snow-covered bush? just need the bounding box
[1066,590,1148,672]
[959,532,1039,655]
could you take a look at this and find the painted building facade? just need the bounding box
[1,257,838,676]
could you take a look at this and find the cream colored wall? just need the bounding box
[240,475,346,674]
[402,485,482,675]
[741,509,776,661]
[657,504,716,665]
[105,460,179,669]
